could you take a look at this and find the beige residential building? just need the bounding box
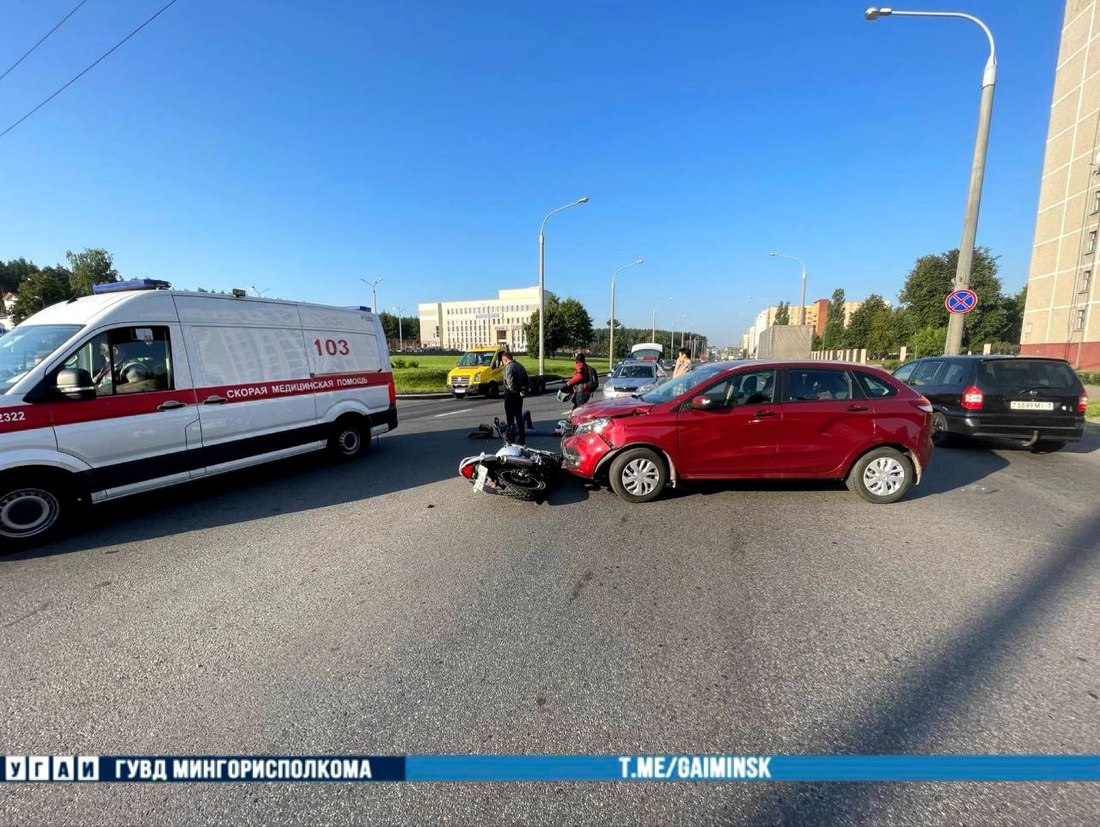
[1021,0,1100,369]
[418,286,539,351]
[748,298,882,352]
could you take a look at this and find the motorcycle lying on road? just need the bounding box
[458,438,564,502]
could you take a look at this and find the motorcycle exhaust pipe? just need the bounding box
[499,455,536,468]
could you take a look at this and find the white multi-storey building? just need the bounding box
[418,286,540,351]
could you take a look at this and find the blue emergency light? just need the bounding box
[92,279,172,294]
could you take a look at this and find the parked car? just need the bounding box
[892,355,1087,451]
[561,360,933,504]
[603,360,662,399]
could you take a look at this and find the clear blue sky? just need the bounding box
[0,0,1064,346]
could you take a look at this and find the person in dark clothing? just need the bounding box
[564,352,594,410]
[500,351,529,445]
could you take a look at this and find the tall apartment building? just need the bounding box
[1021,0,1100,369]
[418,286,539,351]
[745,298,879,354]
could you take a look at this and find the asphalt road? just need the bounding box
[2,393,1099,826]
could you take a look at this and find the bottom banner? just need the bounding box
[2,755,1099,783]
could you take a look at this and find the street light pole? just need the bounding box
[651,296,673,346]
[392,306,405,351]
[609,258,643,371]
[538,197,589,375]
[680,314,689,349]
[361,276,384,312]
[865,7,996,356]
[769,252,807,325]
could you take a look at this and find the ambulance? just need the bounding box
[0,280,397,551]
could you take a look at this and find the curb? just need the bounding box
[395,372,604,401]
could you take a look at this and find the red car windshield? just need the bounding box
[638,364,725,404]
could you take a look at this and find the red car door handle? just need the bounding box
[847,404,869,412]
[753,410,776,417]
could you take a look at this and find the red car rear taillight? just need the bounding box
[1079,393,1089,414]
[961,385,984,410]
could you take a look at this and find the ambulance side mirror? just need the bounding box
[57,368,96,401]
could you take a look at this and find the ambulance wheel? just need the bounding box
[328,416,370,461]
[0,471,73,552]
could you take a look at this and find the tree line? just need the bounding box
[769,247,1025,358]
[2,250,120,324]
[522,292,707,358]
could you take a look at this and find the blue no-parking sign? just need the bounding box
[945,288,978,314]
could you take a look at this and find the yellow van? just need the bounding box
[447,347,505,398]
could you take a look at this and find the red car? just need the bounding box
[561,360,934,504]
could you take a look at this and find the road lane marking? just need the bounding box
[434,408,473,418]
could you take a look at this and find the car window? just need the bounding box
[854,371,898,398]
[893,361,917,383]
[0,323,83,393]
[910,360,944,386]
[614,364,655,379]
[977,359,1079,390]
[940,362,969,385]
[66,326,174,397]
[724,369,775,406]
[638,364,724,404]
[785,369,852,402]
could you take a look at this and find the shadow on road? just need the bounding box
[738,504,1100,825]
[652,444,1011,503]
[4,425,504,561]
[947,421,1100,456]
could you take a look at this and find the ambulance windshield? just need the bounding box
[0,324,82,393]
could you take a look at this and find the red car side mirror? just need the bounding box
[689,395,713,410]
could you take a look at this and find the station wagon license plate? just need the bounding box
[1010,400,1054,411]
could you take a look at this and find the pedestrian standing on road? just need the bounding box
[673,346,693,378]
[564,352,594,410]
[500,350,529,445]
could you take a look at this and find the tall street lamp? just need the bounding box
[250,285,269,297]
[609,258,644,370]
[392,306,405,351]
[361,276,384,312]
[538,197,589,375]
[680,314,690,348]
[652,296,673,345]
[865,6,996,356]
[769,252,807,326]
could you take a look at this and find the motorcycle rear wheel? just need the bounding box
[496,469,548,502]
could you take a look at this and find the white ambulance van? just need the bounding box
[0,280,397,550]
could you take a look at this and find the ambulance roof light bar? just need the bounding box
[92,279,172,294]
